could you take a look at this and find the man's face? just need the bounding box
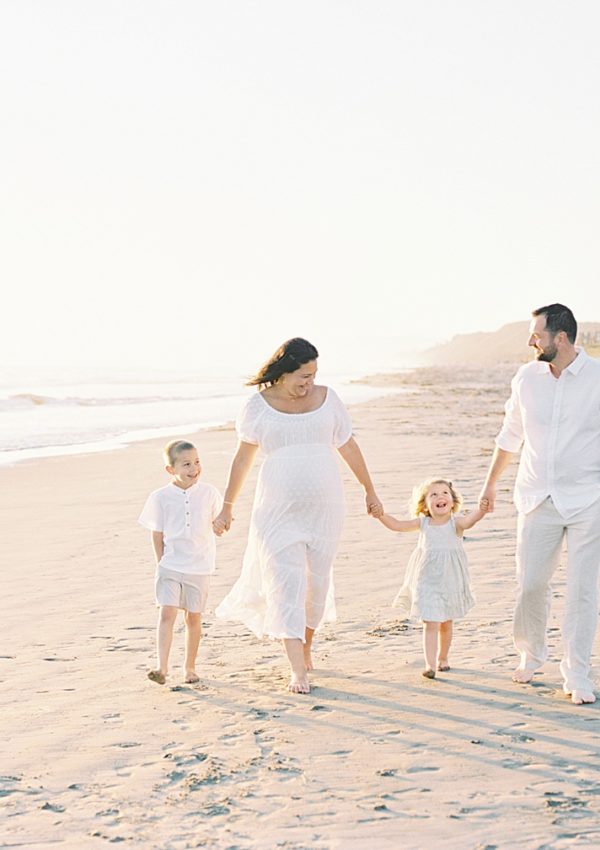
[528,315,558,362]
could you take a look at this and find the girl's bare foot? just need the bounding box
[184,670,200,684]
[288,673,310,694]
[437,660,450,672]
[512,668,534,684]
[422,668,435,679]
[148,669,166,685]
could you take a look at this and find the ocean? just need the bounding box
[0,364,414,466]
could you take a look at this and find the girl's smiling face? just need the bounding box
[167,449,201,489]
[425,482,454,519]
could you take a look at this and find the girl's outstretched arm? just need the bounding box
[378,514,420,533]
[455,505,488,533]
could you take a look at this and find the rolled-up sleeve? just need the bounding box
[495,374,524,453]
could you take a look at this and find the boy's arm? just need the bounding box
[151,531,164,564]
[455,507,487,533]
[378,514,420,533]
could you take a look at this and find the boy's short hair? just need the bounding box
[163,439,196,466]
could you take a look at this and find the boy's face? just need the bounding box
[167,449,202,489]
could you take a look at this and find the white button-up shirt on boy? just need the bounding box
[495,349,600,519]
[139,481,222,574]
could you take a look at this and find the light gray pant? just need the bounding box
[514,496,600,693]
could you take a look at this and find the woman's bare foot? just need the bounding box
[437,659,450,672]
[570,689,596,705]
[184,670,200,684]
[422,668,435,679]
[512,668,534,684]
[148,669,166,685]
[288,673,310,694]
[303,646,314,672]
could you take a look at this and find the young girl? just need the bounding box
[378,478,488,678]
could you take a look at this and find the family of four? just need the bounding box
[139,303,600,706]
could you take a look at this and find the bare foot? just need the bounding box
[437,660,450,672]
[303,646,314,672]
[512,668,534,684]
[288,673,310,694]
[184,671,200,684]
[148,669,166,685]
[422,668,435,679]
[570,689,596,705]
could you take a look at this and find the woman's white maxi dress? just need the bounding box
[215,388,353,640]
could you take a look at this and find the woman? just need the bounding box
[213,338,382,694]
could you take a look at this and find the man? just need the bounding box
[479,304,600,705]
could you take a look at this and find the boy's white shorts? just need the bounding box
[155,566,210,613]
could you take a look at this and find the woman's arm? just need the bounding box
[378,514,420,533]
[337,436,383,516]
[213,441,259,535]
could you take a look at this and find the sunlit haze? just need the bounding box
[3,2,599,374]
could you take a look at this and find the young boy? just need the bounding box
[139,439,221,685]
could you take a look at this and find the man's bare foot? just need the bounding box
[570,689,596,705]
[148,669,166,685]
[422,668,435,679]
[184,671,200,684]
[437,660,450,672]
[303,646,314,672]
[288,673,310,694]
[512,668,534,684]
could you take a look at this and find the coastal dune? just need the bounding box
[2,367,600,849]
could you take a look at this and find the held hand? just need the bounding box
[366,491,384,518]
[478,484,495,513]
[212,506,234,536]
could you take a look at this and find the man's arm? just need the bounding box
[478,446,516,512]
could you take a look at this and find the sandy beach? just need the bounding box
[2,368,600,850]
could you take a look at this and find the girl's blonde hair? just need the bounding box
[411,478,462,517]
[163,439,196,467]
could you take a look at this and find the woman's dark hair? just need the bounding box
[247,338,319,387]
[532,303,577,344]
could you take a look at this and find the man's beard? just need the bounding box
[536,341,558,362]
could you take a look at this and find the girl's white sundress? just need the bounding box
[393,515,475,622]
[215,387,353,640]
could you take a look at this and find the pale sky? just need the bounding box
[2,1,599,372]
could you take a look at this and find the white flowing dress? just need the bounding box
[393,516,475,622]
[215,388,353,640]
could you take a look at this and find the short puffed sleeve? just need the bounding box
[138,490,164,532]
[235,393,262,445]
[330,389,353,448]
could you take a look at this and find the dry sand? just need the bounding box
[2,369,600,849]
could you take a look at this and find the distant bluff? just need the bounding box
[423,322,600,366]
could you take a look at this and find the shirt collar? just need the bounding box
[535,347,587,376]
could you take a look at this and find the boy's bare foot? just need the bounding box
[288,673,310,694]
[184,671,200,684]
[512,668,534,684]
[303,646,314,672]
[437,660,450,672]
[570,689,596,705]
[422,668,435,679]
[148,669,166,685]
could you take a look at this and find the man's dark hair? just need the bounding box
[532,303,577,344]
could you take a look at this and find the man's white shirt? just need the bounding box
[496,349,600,518]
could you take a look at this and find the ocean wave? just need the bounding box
[0,392,235,411]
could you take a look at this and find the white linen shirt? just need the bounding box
[495,349,600,518]
[138,481,222,574]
